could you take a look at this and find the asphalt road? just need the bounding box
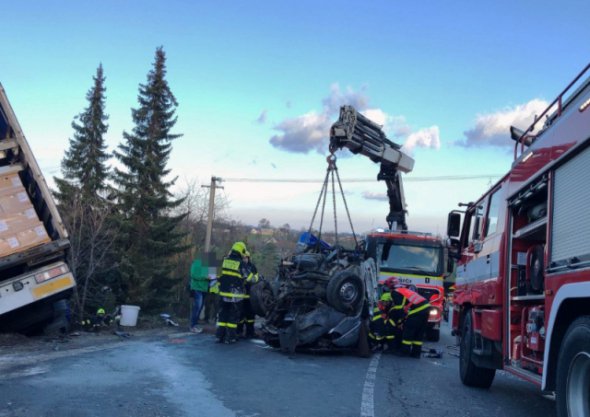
[0,322,556,417]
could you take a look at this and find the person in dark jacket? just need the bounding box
[216,241,251,344]
[238,251,259,338]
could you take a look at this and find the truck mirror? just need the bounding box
[447,238,461,260]
[447,212,461,238]
[473,240,483,254]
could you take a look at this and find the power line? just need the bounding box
[223,174,502,183]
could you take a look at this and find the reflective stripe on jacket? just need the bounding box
[218,253,248,300]
[391,287,430,317]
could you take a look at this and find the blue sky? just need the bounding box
[1,1,589,234]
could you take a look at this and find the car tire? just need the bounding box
[459,310,495,388]
[249,281,275,317]
[556,316,590,417]
[326,267,365,314]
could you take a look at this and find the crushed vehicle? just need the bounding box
[0,83,75,334]
[250,232,377,356]
[251,105,423,355]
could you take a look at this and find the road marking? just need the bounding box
[360,352,381,417]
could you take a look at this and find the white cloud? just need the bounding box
[269,111,332,154]
[362,191,388,201]
[459,98,549,147]
[322,83,369,115]
[402,126,441,153]
[270,85,441,155]
[270,84,369,154]
[362,108,387,126]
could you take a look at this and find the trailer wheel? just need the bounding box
[556,316,590,417]
[326,268,364,314]
[459,310,495,388]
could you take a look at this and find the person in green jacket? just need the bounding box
[189,259,209,333]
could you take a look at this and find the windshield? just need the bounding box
[378,242,443,276]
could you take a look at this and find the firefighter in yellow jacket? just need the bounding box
[216,242,254,344]
[369,292,400,351]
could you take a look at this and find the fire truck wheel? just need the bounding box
[459,310,495,388]
[556,316,590,417]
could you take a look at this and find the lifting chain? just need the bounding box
[307,153,358,249]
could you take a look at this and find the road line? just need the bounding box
[360,352,381,417]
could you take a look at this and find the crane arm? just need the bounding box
[329,105,415,231]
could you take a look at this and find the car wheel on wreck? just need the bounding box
[250,280,275,317]
[326,267,365,314]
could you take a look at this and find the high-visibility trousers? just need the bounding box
[369,314,399,346]
[216,300,242,341]
[401,307,429,356]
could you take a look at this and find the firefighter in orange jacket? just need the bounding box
[383,277,431,358]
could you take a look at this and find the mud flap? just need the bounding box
[279,323,298,355]
[357,320,371,358]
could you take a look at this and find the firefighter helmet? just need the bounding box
[231,241,248,256]
[383,277,400,291]
[97,308,106,315]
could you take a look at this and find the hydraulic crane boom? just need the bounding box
[329,105,415,231]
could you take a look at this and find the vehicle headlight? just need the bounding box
[429,308,439,317]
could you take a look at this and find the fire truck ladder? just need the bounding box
[512,62,590,159]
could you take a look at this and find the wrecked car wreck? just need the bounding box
[250,234,377,356]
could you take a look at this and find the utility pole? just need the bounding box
[202,176,223,253]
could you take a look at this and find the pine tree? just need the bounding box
[54,64,115,318]
[113,47,188,310]
[56,64,109,199]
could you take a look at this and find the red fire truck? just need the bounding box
[447,63,590,416]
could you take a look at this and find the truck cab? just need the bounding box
[366,230,446,341]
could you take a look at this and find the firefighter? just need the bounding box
[216,241,250,344]
[84,307,112,332]
[383,277,431,358]
[368,291,400,351]
[238,251,259,338]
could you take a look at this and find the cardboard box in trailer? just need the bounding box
[0,83,75,333]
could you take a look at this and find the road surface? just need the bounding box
[0,322,556,417]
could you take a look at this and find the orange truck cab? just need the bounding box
[365,230,446,341]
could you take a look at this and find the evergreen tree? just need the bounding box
[56,64,109,199]
[113,47,188,309]
[54,64,115,318]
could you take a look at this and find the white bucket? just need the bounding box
[120,305,141,327]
